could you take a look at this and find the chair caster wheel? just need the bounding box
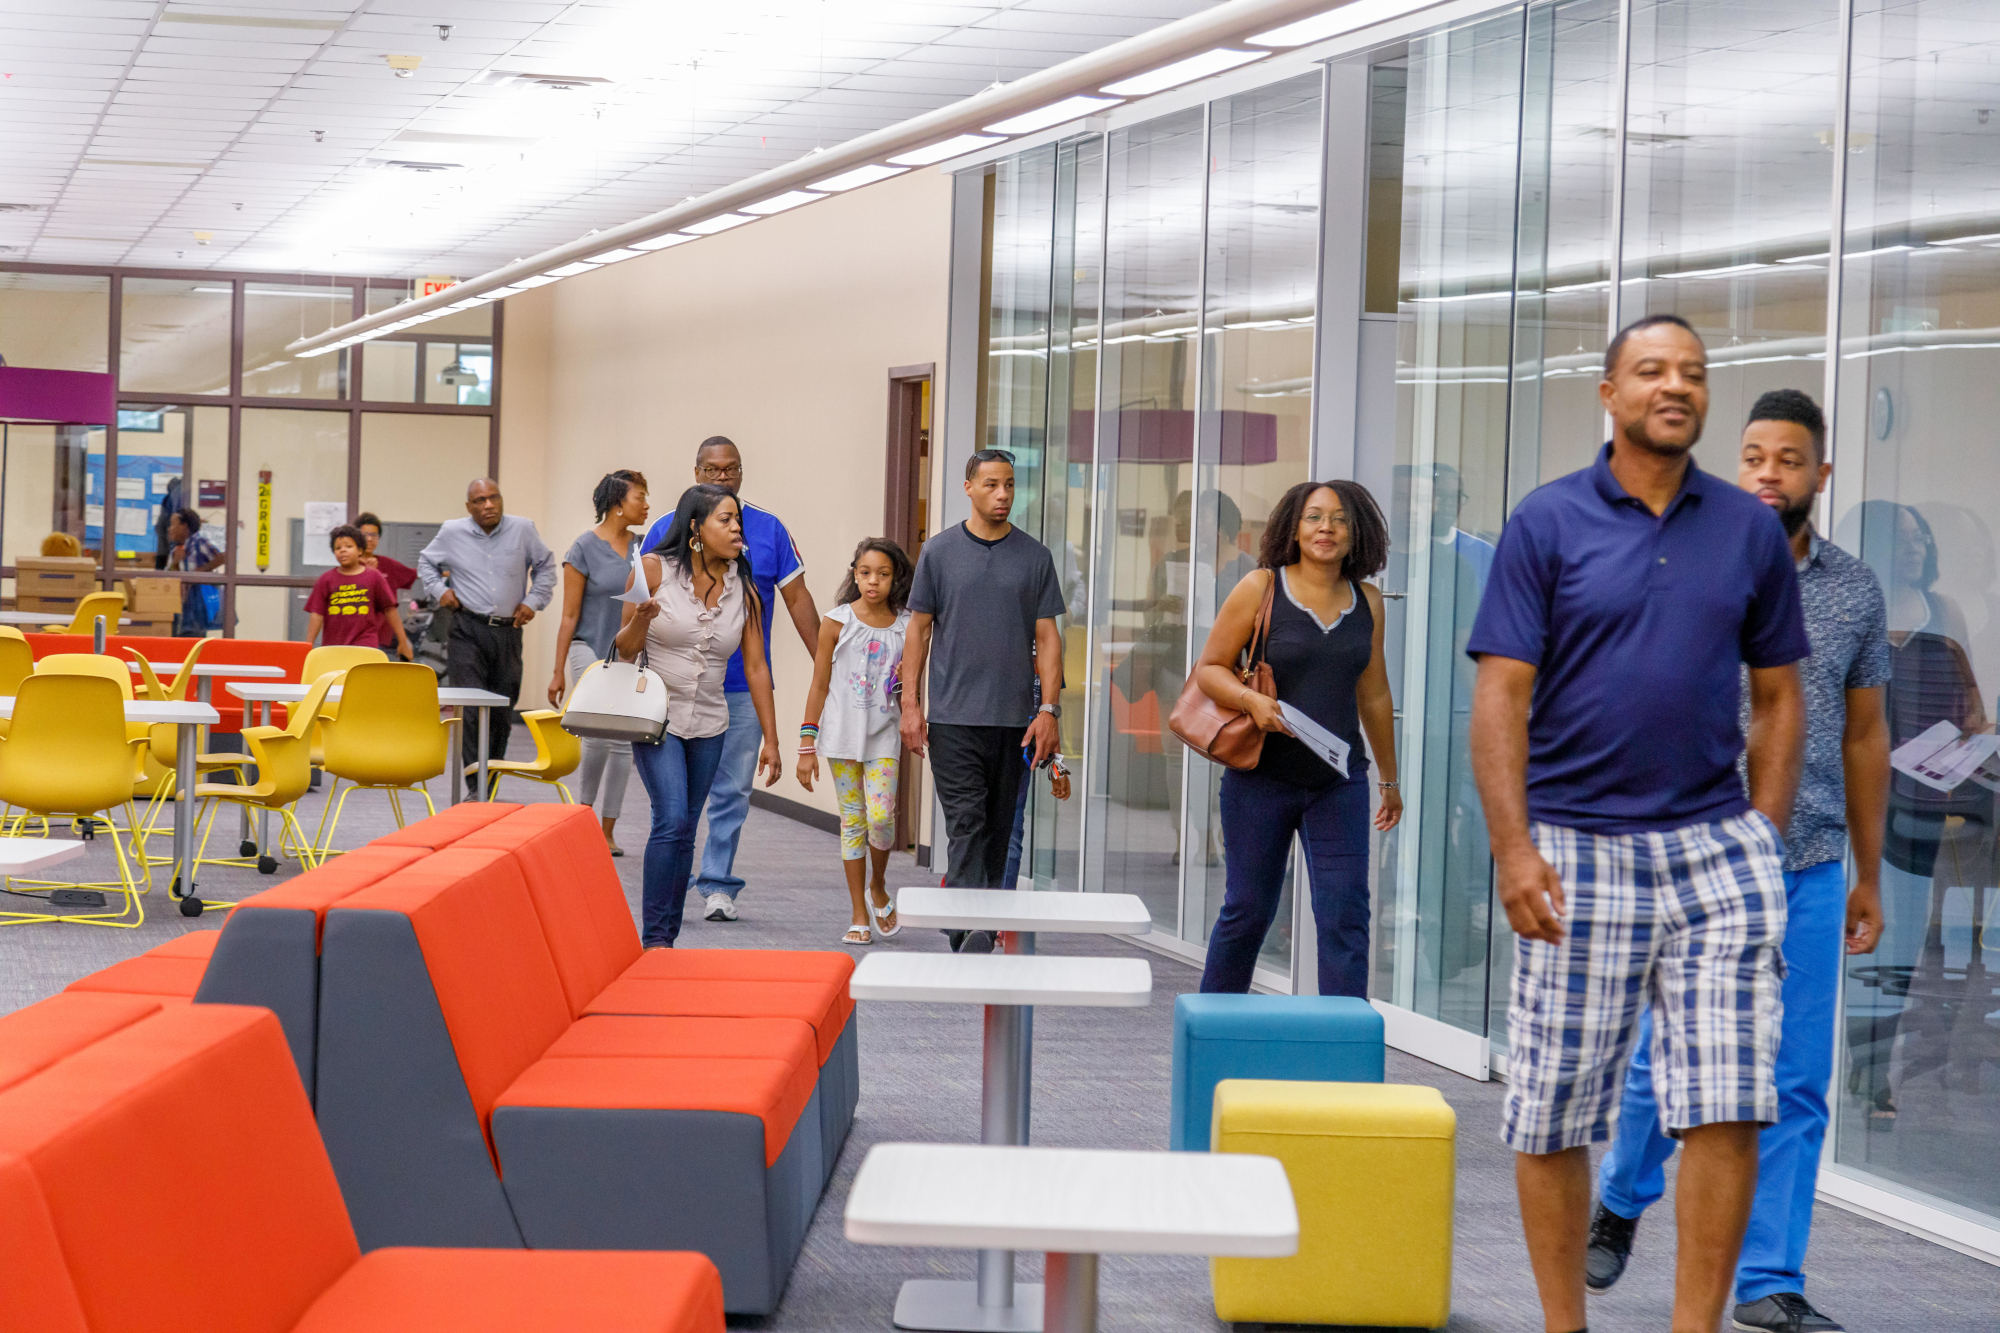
[240,840,258,857]
[179,896,205,917]
[258,856,279,875]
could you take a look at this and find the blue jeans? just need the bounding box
[1001,748,1032,889]
[1595,859,1844,1304]
[632,729,727,947]
[694,691,760,900]
[1200,763,1373,996]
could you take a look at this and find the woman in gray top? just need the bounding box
[548,469,650,855]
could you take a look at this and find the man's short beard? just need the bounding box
[1779,495,1814,536]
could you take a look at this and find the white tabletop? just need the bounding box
[849,952,1152,1008]
[125,662,286,679]
[226,682,508,707]
[894,887,1152,935]
[0,837,88,872]
[0,611,81,626]
[0,697,218,725]
[845,1144,1298,1257]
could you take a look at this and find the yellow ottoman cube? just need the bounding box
[1211,1080,1455,1329]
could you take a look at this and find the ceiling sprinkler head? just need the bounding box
[386,54,422,78]
[436,24,452,41]
[312,129,325,143]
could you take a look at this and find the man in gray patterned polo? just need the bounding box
[1586,390,1889,1333]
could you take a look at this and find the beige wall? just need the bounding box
[499,166,954,818]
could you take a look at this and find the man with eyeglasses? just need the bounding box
[902,448,1066,951]
[641,435,820,922]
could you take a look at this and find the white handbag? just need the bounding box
[561,653,668,743]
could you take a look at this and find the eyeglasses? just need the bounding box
[697,464,743,480]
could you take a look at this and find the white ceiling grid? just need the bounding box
[0,0,1218,276]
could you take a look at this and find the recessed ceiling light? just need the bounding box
[742,190,824,215]
[682,213,752,235]
[984,95,1121,135]
[889,135,1004,167]
[811,164,908,191]
[1102,49,1268,97]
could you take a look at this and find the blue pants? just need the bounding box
[1200,764,1372,996]
[1001,748,1033,889]
[632,729,727,947]
[1595,859,1844,1304]
[694,691,760,900]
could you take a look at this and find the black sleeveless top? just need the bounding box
[1253,570,1372,789]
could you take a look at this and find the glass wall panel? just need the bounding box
[243,282,352,399]
[358,412,488,534]
[0,423,93,575]
[237,408,348,578]
[0,273,109,372]
[231,583,293,644]
[362,341,419,402]
[1622,0,1841,479]
[1389,12,1526,1033]
[423,341,494,406]
[120,278,230,395]
[1831,0,2000,1229]
[1085,108,1206,931]
[1184,73,1325,970]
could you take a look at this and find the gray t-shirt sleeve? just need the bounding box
[908,541,942,616]
[1034,548,1065,620]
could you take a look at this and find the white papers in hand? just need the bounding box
[1278,702,1349,778]
[1889,719,2000,792]
[614,547,653,606]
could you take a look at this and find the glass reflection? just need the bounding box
[243,282,353,399]
[0,273,109,373]
[120,278,230,395]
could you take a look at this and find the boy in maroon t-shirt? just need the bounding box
[306,524,413,659]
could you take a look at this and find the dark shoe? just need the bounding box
[1732,1293,1844,1332]
[961,930,995,954]
[1583,1203,1638,1292]
[946,929,966,952]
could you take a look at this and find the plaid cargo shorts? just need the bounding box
[1500,811,1788,1155]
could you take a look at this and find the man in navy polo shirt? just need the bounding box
[1468,314,1808,1333]
[643,436,820,922]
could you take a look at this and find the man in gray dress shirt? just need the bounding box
[418,478,557,792]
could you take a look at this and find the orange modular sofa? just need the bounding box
[0,995,724,1333]
[60,801,859,1316]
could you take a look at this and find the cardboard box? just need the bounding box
[17,594,82,616]
[122,577,180,616]
[14,557,99,600]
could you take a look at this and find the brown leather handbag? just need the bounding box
[1168,570,1277,771]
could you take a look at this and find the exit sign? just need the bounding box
[419,275,458,298]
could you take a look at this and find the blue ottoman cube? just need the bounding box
[1170,994,1384,1151]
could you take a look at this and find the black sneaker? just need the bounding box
[1583,1203,1638,1292]
[961,930,995,954]
[1732,1293,1844,1332]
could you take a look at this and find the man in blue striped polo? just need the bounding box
[1468,315,1808,1333]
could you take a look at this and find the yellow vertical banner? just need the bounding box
[256,470,272,572]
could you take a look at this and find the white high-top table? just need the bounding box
[0,838,92,923]
[127,661,289,856]
[227,681,511,805]
[846,1143,1298,1333]
[849,949,1152,1332]
[0,697,217,915]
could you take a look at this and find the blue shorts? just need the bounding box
[1500,812,1788,1155]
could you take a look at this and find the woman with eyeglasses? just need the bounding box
[1188,480,1402,996]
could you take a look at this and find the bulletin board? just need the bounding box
[84,452,181,558]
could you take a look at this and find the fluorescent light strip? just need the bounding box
[812,163,907,191]
[1847,244,1913,260]
[681,213,752,235]
[546,260,599,277]
[1655,262,1769,279]
[1103,48,1267,97]
[985,95,1121,135]
[633,234,692,251]
[1249,0,1412,47]
[591,247,647,262]
[741,190,824,215]
[1777,252,1830,264]
[889,134,1004,167]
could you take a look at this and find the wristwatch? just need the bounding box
[1037,703,1062,720]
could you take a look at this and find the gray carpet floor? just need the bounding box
[2,752,1994,1331]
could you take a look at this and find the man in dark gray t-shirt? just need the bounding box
[902,450,1065,944]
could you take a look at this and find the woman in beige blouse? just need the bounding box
[616,483,782,947]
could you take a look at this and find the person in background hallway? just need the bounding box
[166,507,223,637]
[1468,314,1808,1333]
[1585,389,1888,1333]
[617,484,781,948]
[305,524,413,662]
[900,448,1064,954]
[641,436,818,924]
[418,478,556,794]
[354,512,418,655]
[796,538,913,945]
[549,470,651,857]
[1192,480,1401,996]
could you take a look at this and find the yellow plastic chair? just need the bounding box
[0,674,151,928]
[316,661,450,853]
[474,707,581,801]
[39,652,170,852]
[62,591,126,637]
[299,644,386,761]
[193,672,339,876]
[127,642,249,781]
[0,627,32,696]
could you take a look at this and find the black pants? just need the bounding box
[447,615,522,786]
[929,723,1028,888]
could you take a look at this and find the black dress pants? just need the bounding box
[446,615,522,786]
[929,723,1028,888]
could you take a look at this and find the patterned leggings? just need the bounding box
[830,757,899,861]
